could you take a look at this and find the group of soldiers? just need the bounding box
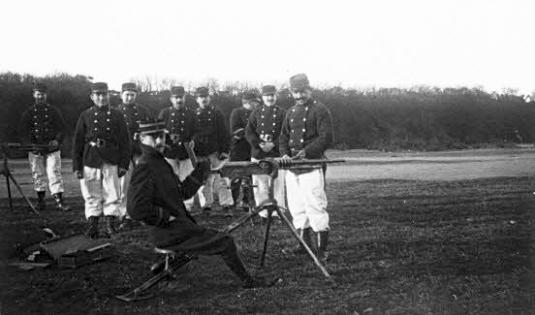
[20,73,334,288]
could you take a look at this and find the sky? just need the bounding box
[1,0,534,94]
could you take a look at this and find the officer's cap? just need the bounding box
[261,85,277,95]
[91,82,109,93]
[121,82,138,92]
[170,86,185,97]
[289,73,310,91]
[32,82,48,93]
[195,87,209,97]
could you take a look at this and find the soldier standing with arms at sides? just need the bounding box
[229,91,258,212]
[72,82,131,238]
[279,74,334,260]
[192,87,234,216]
[116,82,152,226]
[245,85,286,221]
[18,83,70,211]
[158,86,198,212]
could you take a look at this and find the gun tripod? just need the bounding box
[226,172,331,278]
[1,145,39,214]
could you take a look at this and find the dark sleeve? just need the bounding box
[116,112,132,169]
[51,106,66,143]
[216,110,230,153]
[72,113,86,172]
[245,110,261,148]
[229,109,241,133]
[178,168,205,199]
[278,111,291,157]
[303,104,334,157]
[127,163,167,225]
[18,110,31,144]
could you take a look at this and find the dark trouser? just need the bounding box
[231,176,252,206]
[152,222,251,281]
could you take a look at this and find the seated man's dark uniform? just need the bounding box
[127,143,262,286]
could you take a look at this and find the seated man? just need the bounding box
[127,121,271,288]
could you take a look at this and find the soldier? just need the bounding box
[116,82,152,224]
[18,83,70,211]
[279,74,334,260]
[245,85,286,220]
[127,121,273,289]
[192,87,234,216]
[72,82,131,238]
[158,86,198,211]
[229,91,258,212]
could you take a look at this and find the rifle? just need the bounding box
[212,158,346,180]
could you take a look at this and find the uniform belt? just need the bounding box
[88,138,106,148]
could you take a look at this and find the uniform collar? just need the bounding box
[94,105,111,112]
[297,99,314,107]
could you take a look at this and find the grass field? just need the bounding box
[1,149,534,314]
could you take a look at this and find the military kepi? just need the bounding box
[121,82,138,92]
[195,87,209,97]
[171,86,185,97]
[33,82,48,92]
[138,120,167,135]
[289,73,310,90]
[91,82,109,93]
[261,85,276,95]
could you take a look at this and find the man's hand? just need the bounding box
[118,167,128,178]
[74,170,83,179]
[48,140,59,150]
[219,152,229,160]
[259,141,275,153]
[280,154,291,161]
[188,140,195,150]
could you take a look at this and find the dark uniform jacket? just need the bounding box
[19,103,66,154]
[116,103,152,157]
[245,104,286,159]
[229,107,252,161]
[127,145,207,248]
[193,106,229,157]
[279,99,334,159]
[72,105,131,172]
[158,106,198,160]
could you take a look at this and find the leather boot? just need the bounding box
[104,215,117,237]
[52,193,71,211]
[317,231,329,261]
[85,216,99,239]
[36,191,46,211]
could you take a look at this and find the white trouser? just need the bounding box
[251,158,286,218]
[80,163,121,219]
[28,151,64,194]
[165,157,195,211]
[285,168,329,232]
[119,160,136,218]
[197,153,233,208]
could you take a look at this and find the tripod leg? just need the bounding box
[275,207,331,279]
[6,174,13,211]
[8,174,39,215]
[259,207,273,268]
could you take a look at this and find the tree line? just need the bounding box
[1,72,533,157]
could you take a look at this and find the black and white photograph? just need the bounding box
[0,0,534,314]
